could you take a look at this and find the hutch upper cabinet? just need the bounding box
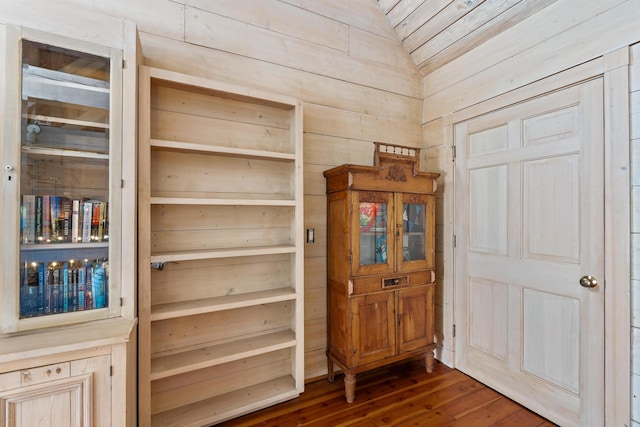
[0,2,138,425]
[138,66,304,426]
[324,143,439,403]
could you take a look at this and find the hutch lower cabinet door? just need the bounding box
[324,143,439,403]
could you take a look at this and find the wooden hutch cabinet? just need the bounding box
[323,143,439,403]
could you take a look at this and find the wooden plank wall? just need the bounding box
[631,42,640,427]
[56,0,422,380]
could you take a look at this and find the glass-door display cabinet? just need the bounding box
[324,142,440,403]
[1,25,127,333]
[0,5,138,425]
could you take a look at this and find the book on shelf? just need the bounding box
[90,201,108,242]
[19,195,108,245]
[103,202,109,241]
[20,258,108,317]
[77,263,86,310]
[72,199,81,243]
[62,261,69,313]
[82,201,92,243]
[49,195,59,243]
[37,262,45,315]
[92,260,107,309]
[46,262,61,314]
[20,262,39,317]
[84,261,93,310]
[42,195,51,243]
[49,195,73,243]
[35,196,42,243]
[60,197,72,243]
[21,195,36,244]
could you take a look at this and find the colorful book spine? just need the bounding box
[97,201,106,242]
[21,195,36,244]
[62,262,69,313]
[37,262,45,314]
[91,203,101,242]
[69,262,78,312]
[92,261,106,309]
[50,196,59,242]
[60,197,72,243]
[35,195,43,243]
[82,202,92,243]
[72,199,81,243]
[84,262,93,310]
[51,263,60,313]
[103,202,109,241]
[78,263,85,311]
[20,262,38,317]
[42,195,51,243]
[45,265,53,314]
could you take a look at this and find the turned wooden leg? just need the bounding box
[425,350,434,373]
[344,374,356,403]
[327,357,334,383]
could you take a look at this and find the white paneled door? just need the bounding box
[454,79,604,426]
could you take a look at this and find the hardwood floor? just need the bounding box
[219,359,557,427]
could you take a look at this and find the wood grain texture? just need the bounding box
[220,360,556,426]
[378,0,561,75]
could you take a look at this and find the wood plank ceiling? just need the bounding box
[377,0,560,75]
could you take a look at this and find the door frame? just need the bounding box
[438,48,630,425]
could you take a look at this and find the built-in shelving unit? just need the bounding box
[138,66,304,426]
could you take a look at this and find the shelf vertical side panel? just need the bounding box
[1,25,22,333]
[137,64,153,427]
[107,46,124,320]
[292,100,305,392]
[120,20,139,322]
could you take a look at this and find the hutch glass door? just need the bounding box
[354,191,394,275]
[396,193,433,272]
[19,40,111,319]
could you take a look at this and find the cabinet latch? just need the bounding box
[382,276,408,288]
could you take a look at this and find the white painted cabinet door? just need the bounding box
[454,79,604,426]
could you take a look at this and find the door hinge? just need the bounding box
[452,324,456,338]
[453,234,456,248]
[110,366,113,376]
[120,298,124,307]
[122,59,126,69]
[452,145,457,161]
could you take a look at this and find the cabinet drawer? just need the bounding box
[351,270,433,295]
[0,371,21,392]
[21,362,71,386]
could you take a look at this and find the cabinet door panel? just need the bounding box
[352,191,395,276]
[351,293,395,365]
[0,355,110,427]
[396,193,435,273]
[397,286,434,353]
[0,373,92,427]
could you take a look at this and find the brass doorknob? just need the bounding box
[579,275,598,288]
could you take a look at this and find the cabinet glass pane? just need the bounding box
[402,203,426,262]
[18,40,110,318]
[359,202,387,265]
